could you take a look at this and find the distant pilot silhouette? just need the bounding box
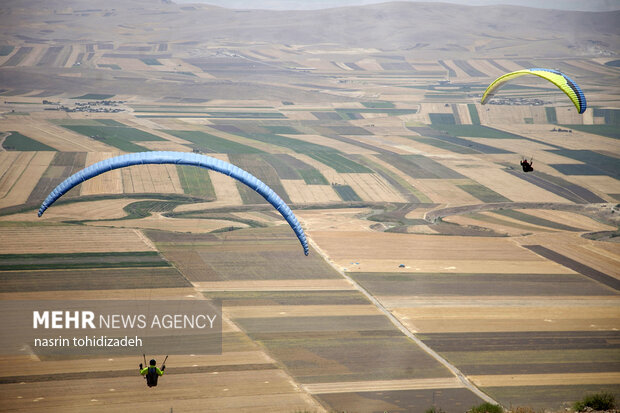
[520,158,533,173]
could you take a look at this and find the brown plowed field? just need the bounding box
[0,227,154,253]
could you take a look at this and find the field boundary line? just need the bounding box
[307,237,498,405]
[134,228,157,251]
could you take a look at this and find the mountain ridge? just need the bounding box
[0,0,618,57]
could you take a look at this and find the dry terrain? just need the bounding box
[0,0,618,411]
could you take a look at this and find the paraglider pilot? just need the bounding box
[520,158,533,173]
[140,359,165,387]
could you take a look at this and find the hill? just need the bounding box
[0,0,618,57]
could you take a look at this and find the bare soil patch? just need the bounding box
[0,227,154,254]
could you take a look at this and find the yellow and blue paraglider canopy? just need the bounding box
[481,68,587,114]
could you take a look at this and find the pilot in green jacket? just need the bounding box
[140,359,165,387]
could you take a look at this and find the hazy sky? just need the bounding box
[176,0,620,12]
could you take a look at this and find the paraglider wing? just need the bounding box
[37,151,309,255]
[481,68,586,114]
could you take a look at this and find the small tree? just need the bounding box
[468,402,503,413]
[573,392,616,412]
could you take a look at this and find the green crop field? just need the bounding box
[454,59,487,77]
[593,108,620,125]
[429,113,456,124]
[112,200,187,220]
[468,104,480,125]
[463,212,550,232]
[312,111,343,120]
[438,60,456,77]
[339,111,363,120]
[380,154,465,179]
[561,124,620,139]
[551,163,609,176]
[550,149,620,179]
[0,45,14,56]
[61,125,164,142]
[325,125,373,135]
[166,210,267,229]
[263,125,301,134]
[307,152,371,173]
[604,59,620,67]
[140,57,162,65]
[60,124,165,152]
[299,169,329,185]
[261,153,329,183]
[238,132,331,153]
[171,71,197,76]
[333,184,362,201]
[2,46,32,66]
[493,209,584,231]
[0,251,169,271]
[361,101,395,108]
[176,164,216,198]
[457,183,511,203]
[261,153,302,179]
[2,131,56,151]
[378,153,440,179]
[407,136,479,154]
[546,107,557,123]
[231,132,372,172]
[98,63,121,70]
[95,119,126,126]
[164,130,263,153]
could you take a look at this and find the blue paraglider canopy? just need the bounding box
[38,151,309,255]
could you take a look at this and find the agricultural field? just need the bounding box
[0,1,619,411]
[156,228,489,411]
[308,204,620,409]
[2,131,56,151]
